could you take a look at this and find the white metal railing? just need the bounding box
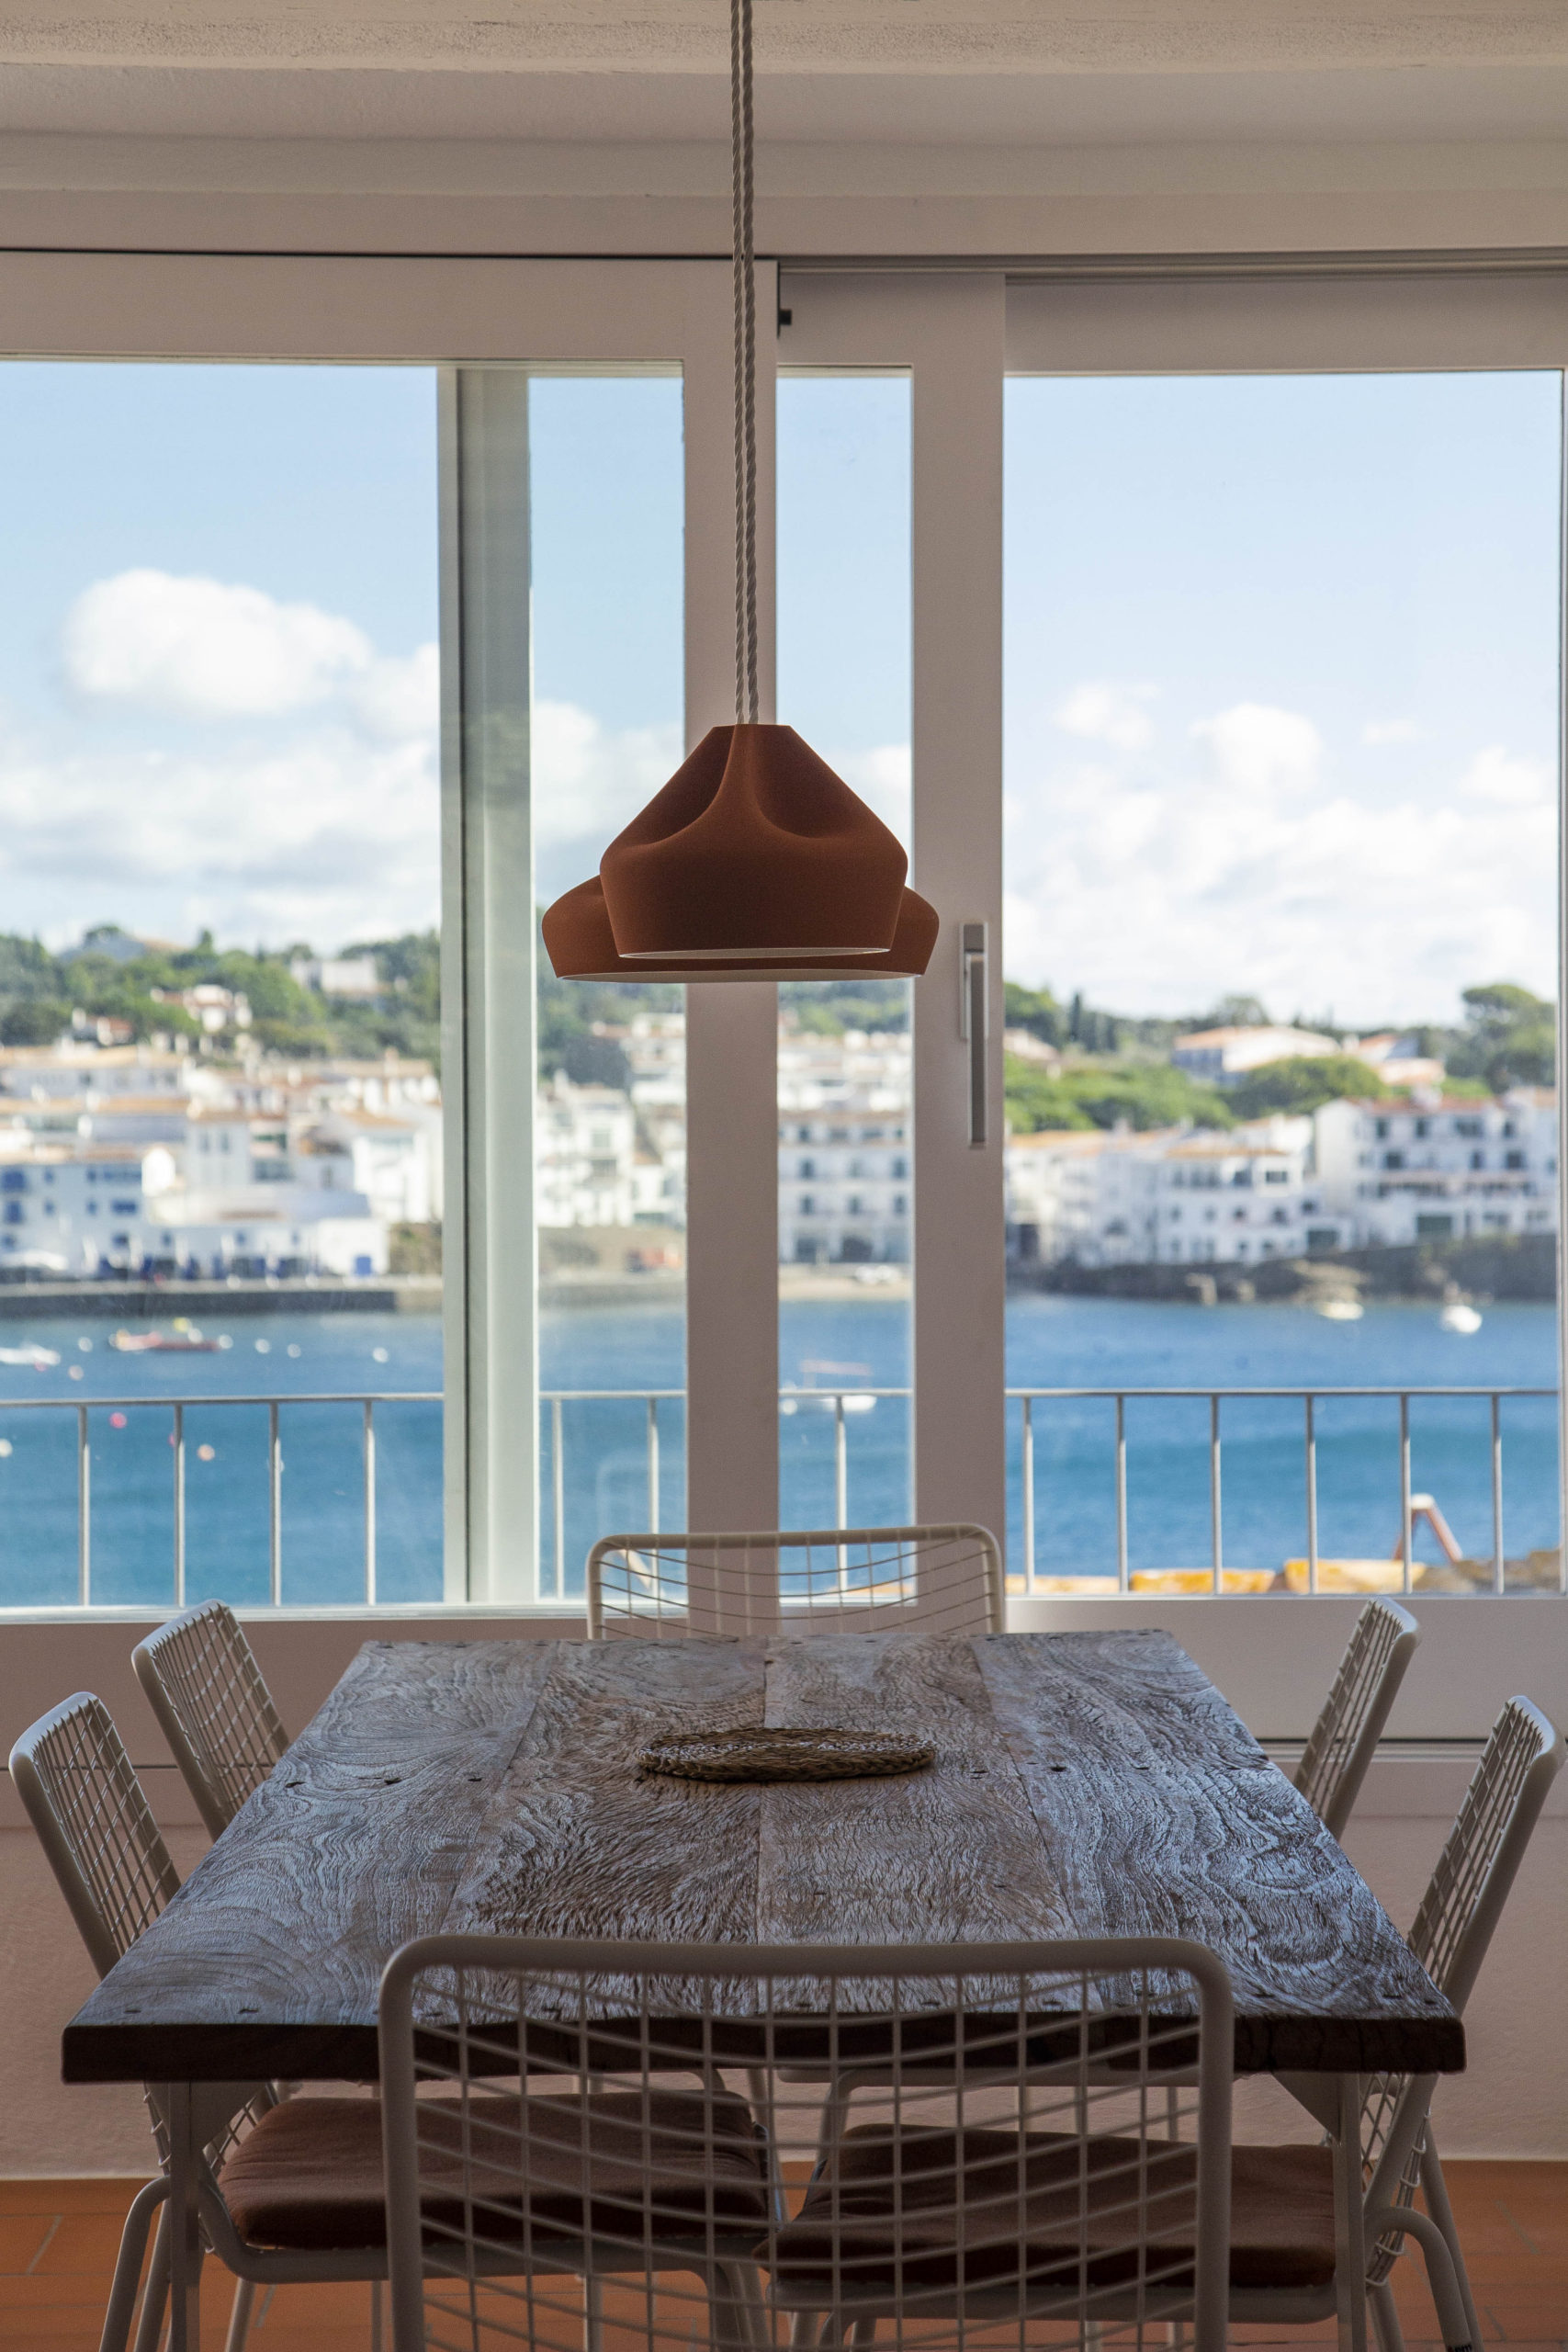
[0,1390,438,1610]
[1011,1385,1562,1597]
[0,1382,1557,1607]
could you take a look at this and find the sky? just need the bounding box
[0,357,1557,1026]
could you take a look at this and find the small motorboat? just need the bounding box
[1315,1296,1364,1322]
[1439,1301,1483,1335]
[109,1323,221,1354]
[0,1342,60,1368]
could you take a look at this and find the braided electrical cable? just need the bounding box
[730,0,760,722]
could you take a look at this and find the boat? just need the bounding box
[0,1343,60,1368]
[1439,1301,1483,1335]
[1315,1296,1364,1322]
[108,1325,222,1354]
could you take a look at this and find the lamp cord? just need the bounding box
[731,0,760,725]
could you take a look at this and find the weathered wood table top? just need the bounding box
[63,1629,1461,2085]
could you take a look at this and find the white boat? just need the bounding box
[0,1342,60,1367]
[1315,1297,1364,1321]
[1439,1301,1483,1335]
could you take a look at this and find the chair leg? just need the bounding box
[789,2310,822,2350]
[130,2206,172,2352]
[1371,2279,1406,2352]
[98,2177,168,2352]
[1421,2134,1484,2352]
[585,2271,605,2352]
[223,2277,255,2352]
[1365,2203,1476,2352]
[370,2277,384,2352]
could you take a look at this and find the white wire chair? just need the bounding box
[586,1523,1004,1641]
[1258,1691,1564,2352]
[9,1692,390,2352]
[132,1600,290,1838]
[1294,1598,1421,1840]
[379,1930,1235,2352]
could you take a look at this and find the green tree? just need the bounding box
[1448,982,1557,1090]
[1227,1053,1382,1118]
[1005,1054,1233,1135]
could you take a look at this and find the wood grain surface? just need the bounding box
[63,1628,1461,2085]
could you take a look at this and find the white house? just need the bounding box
[1152,1116,1351,1264]
[1170,1024,1346,1085]
[777,1026,911,1265]
[1314,1090,1559,1246]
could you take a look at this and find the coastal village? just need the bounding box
[0,935,1554,1287]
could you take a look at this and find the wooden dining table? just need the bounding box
[64,1626,1461,2352]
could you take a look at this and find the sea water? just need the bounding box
[0,1295,1555,1606]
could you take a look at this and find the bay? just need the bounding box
[0,1295,1555,1607]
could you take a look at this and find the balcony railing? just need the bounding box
[0,1383,1558,1608]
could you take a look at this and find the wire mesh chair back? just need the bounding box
[1356,1693,1562,2280]
[8,1692,180,1983]
[379,1931,1234,2352]
[133,1599,289,1837]
[587,1523,1004,1641]
[1292,1599,1420,1840]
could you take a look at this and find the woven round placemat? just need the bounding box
[638,1726,935,1783]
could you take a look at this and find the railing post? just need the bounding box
[77,1402,90,1608]
[364,1398,377,1607]
[1399,1391,1413,1595]
[834,1393,848,1532]
[551,1396,565,1600]
[1491,1390,1505,1596]
[647,1395,660,1536]
[268,1399,282,1608]
[1021,1395,1035,1589]
[1115,1393,1128,1593]
[1305,1393,1318,1596]
[1209,1393,1222,1593]
[173,1403,186,1608]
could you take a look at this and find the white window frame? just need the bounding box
[0,251,774,1610]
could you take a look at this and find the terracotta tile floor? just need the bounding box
[1,2163,1562,2349]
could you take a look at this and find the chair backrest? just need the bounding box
[1357,1693,1563,2262]
[587,1522,1004,1640]
[380,1931,1234,2352]
[1293,1598,1420,1840]
[1407,1691,1563,2015]
[132,1600,289,1838]
[9,1692,180,1981]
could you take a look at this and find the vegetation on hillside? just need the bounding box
[1225,1054,1382,1119]
[1005,1057,1233,1135]
[0,926,442,1064]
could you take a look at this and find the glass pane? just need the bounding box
[1004,370,1562,1595]
[777,374,913,1529]
[531,378,686,1593]
[0,363,442,1608]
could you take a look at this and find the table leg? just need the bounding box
[164,2082,203,2352]
[1333,2073,1368,2352]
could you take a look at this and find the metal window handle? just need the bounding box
[960,922,987,1148]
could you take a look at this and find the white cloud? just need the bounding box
[350,644,439,741]
[1190,702,1322,797]
[1054,681,1157,752]
[63,570,378,720]
[1005,701,1556,1024]
[1459,744,1552,808]
[834,743,911,852]
[1362,718,1423,745]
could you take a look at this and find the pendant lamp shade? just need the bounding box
[542,724,937,979]
[543,865,939,982]
[537,0,936,986]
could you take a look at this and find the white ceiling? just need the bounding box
[1,5,1567,150]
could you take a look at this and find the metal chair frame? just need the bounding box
[586,1523,1004,1641]
[379,1931,1235,2352]
[1294,1598,1421,1841]
[132,1600,290,1838]
[10,1692,386,2352]
[1263,1692,1564,2352]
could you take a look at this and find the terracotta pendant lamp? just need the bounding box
[541,0,936,984]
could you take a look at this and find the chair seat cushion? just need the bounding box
[762,2126,1337,2300]
[220,2087,770,2256]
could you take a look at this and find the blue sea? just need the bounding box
[0,1295,1556,1607]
